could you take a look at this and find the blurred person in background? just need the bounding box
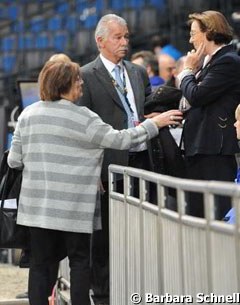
[48,53,71,62]
[131,50,164,90]
[177,10,240,219]
[151,34,182,60]
[8,60,182,305]
[157,53,176,83]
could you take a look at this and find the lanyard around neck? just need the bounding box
[112,71,127,97]
[109,65,134,114]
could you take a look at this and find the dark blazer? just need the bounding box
[181,45,240,156]
[79,56,152,181]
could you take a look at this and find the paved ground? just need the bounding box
[0,263,28,300]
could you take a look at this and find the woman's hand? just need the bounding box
[144,112,160,118]
[184,42,206,71]
[150,109,183,128]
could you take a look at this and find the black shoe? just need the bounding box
[16,291,28,299]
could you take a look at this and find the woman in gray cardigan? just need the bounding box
[8,60,182,305]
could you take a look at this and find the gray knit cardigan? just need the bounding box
[8,99,158,233]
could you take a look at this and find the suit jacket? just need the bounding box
[181,45,240,156]
[79,56,152,181]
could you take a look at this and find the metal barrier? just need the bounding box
[109,165,240,305]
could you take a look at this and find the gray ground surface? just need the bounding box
[0,263,28,300]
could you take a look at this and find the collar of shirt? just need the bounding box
[203,44,226,68]
[100,54,124,78]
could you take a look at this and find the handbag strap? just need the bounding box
[0,167,10,209]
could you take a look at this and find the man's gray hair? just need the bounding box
[95,14,127,43]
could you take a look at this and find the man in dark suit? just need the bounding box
[79,14,155,305]
[177,10,240,219]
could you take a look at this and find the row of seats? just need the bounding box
[0,0,166,75]
[0,0,165,21]
[1,31,69,52]
[1,5,164,52]
[0,49,57,75]
[0,30,97,74]
[8,11,98,34]
[5,1,166,35]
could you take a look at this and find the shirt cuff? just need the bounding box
[176,69,194,88]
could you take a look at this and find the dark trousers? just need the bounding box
[28,227,90,305]
[91,150,150,303]
[185,154,237,219]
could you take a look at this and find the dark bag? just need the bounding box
[0,150,29,249]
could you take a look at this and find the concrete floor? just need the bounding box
[0,263,28,301]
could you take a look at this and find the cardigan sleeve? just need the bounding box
[83,107,158,150]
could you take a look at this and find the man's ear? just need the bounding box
[96,36,104,49]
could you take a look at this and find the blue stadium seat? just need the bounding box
[111,0,124,10]
[7,4,19,20]
[75,0,87,13]
[53,31,68,51]
[47,15,62,31]
[23,33,35,49]
[2,54,16,73]
[84,14,98,29]
[65,13,79,33]
[95,0,104,13]
[18,33,34,50]
[18,36,25,50]
[30,16,45,33]
[12,19,25,33]
[1,35,16,52]
[35,32,52,49]
[55,2,70,14]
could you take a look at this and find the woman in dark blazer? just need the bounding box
[177,10,240,218]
